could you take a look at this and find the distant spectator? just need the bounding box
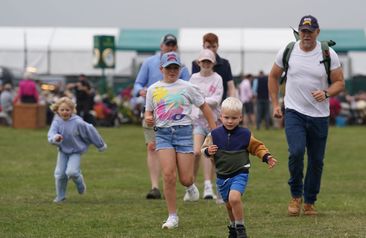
[15,72,39,104]
[329,97,341,125]
[252,71,270,130]
[0,83,14,126]
[67,74,95,125]
[238,74,256,127]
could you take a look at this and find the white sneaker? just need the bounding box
[216,190,225,204]
[183,184,199,202]
[162,216,179,229]
[203,183,214,199]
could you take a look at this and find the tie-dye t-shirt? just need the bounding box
[145,79,205,127]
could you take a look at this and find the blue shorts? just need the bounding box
[155,125,193,153]
[216,173,249,203]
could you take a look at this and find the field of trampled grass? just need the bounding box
[0,125,365,237]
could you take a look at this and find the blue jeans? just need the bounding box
[54,152,84,200]
[285,109,328,204]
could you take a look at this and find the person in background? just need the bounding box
[145,52,216,229]
[192,32,237,101]
[0,83,14,126]
[202,97,277,238]
[133,34,190,199]
[252,71,270,130]
[238,74,256,127]
[268,15,344,216]
[48,97,107,203]
[187,49,223,201]
[15,72,39,104]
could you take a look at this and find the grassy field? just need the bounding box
[0,125,365,238]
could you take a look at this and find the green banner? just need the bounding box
[93,35,115,69]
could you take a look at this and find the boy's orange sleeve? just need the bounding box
[247,135,271,160]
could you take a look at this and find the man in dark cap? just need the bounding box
[133,34,190,199]
[268,15,345,216]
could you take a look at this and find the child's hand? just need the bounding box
[207,145,218,155]
[145,115,154,127]
[54,134,63,143]
[267,156,277,169]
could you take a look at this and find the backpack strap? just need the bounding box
[280,41,295,85]
[320,41,334,85]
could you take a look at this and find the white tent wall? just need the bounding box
[0,28,25,69]
[241,28,294,75]
[0,51,24,69]
[49,28,118,75]
[243,52,277,75]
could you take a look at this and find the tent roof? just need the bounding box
[117,29,178,52]
[319,29,366,52]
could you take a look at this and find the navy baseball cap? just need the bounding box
[161,34,177,45]
[298,15,319,32]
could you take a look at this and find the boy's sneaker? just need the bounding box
[203,183,214,199]
[303,203,318,215]
[53,197,66,203]
[288,197,302,216]
[227,225,237,238]
[146,187,161,199]
[235,224,247,238]
[162,216,179,229]
[183,184,199,202]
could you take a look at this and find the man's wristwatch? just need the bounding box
[323,90,330,99]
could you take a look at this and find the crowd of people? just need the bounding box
[2,14,366,238]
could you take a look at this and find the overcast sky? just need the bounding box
[1,0,366,29]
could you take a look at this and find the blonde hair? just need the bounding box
[221,97,242,114]
[50,97,77,114]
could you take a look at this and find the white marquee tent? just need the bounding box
[1,27,366,78]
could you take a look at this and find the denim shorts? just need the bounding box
[155,125,193,153]
[216,173,249,203]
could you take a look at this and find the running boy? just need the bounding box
[202,97,277,238]
[48,97,107,203]
[145,52,216,229]
[187,49,223,201]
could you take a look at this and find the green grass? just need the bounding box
[0,125,365,237]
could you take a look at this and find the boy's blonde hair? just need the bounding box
[50,97,77,114]
[221,97,242,114]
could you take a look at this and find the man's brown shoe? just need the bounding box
[288,197,302,216]
[303,203,318,215]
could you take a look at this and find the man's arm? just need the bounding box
[227,80,237,98]
[328,67,345,97]
[268,63,284,118]
[312,67,345,102]
[133,62,149,97]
